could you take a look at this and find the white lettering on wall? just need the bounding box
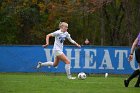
[44,49,53,61]
[83,49,96,69]
[43,47,137,74]
[65,49,81,68]
[99,50,114,69]
[115,50,128,70]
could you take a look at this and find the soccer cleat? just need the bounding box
[36,62,42,69]
[68,76,76,80]
[124,80,129,87]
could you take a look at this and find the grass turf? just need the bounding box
[0,73,139,93]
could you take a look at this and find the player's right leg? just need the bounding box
[124,69,140,87]
[36,52,60,69]
[36,61,54,69]
[53,56,60,67]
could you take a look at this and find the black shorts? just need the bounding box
[135,47,140,63]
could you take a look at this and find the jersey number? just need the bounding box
[59,37,65,43]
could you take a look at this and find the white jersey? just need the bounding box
[51,30,76,51]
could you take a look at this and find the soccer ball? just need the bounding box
[78,72,86,80]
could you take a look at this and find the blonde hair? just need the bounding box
[59,22,68,28]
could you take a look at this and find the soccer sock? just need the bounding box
[135,74,140,86]
[127,69,140,82]
[65,64,71,77]
[41,62,53,66]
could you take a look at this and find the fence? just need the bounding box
[0,45,138,74]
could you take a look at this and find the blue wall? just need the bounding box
[0,45,138,74]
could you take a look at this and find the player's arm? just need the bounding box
[42,33,53,47]
[129,37,138,61]
[67,34,81,47]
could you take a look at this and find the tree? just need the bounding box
[0,0,140,46]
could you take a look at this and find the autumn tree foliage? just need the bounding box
[0,0,140,46]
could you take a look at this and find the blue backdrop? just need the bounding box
[0,45,138,74]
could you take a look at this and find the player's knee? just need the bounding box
[66,60,70,64]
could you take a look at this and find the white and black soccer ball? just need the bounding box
[78,72,86,80]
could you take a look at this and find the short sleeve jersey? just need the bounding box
[137,33,140,46]
[51,30,70,51]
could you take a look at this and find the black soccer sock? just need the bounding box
[135,74,140,86]
[127,69,140,82]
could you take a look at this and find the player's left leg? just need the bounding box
[134,63,140,87]
[124,48,140,87]
[57,53,76,79]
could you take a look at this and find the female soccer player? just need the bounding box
[124,32,140,87]
[37,22,81,79]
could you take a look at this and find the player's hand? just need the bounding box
[128,54,133,61]
[42,44,49,48]
[77,44,81,48]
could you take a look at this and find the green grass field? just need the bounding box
[0,73,139,93]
